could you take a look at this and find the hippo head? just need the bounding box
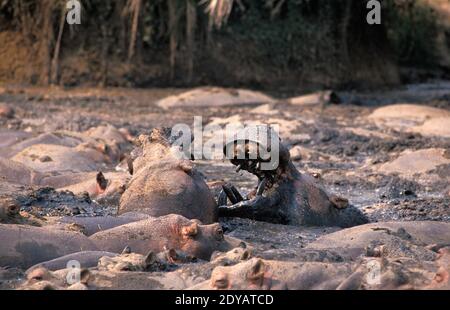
[223,125,291,187]
[204,258,286,290]
[178,220,228,261]
[0,196,21,223]
[94,172,127,202]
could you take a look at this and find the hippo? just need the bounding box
[0,158,42,186]
[27,251,118,272]
[89,214,241,261]
[0,224,98,268]
[218,125,368,227]
[56,212,151,236]
[118,128,217,224]
[190,249,450,290]
[189,258,354,290]
[306,221,450,260]
[59,171,129,205]
[0,196,21,224]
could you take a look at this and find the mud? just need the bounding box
[0,82,449,290]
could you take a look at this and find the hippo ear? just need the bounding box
[168,249,178,261]
[96,172,108,193]
[145,251,156,265]
[80,269,91,285]
[181,222,198,238]
[247,259,266,285]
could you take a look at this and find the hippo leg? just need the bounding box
[221,184,244,204]
[218,194,285,223]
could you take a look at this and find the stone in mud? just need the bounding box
[156,87,274,109]
[118,129,217,224]
[89,214,240,261]
[0,224,98,268]
[218,125,368,227]
[189,258,354,290]
[306,221,450,260]
[377,148,450,176]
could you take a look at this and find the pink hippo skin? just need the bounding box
[118,129,217,224]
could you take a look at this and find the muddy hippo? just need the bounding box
[0,158,42,185]
[189,258,354,290]
[27,251,117,272]
[0,224,98,268]
[56,212,151,236]
[218,125,368,227]
[306,221,450,260]
[118,128,217,224]
[90,214,240,260]
[0,196,21,224]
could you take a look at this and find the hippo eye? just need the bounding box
[215,227,224,241]
[212,273,229,289]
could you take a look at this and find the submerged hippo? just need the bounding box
[0,224,98,268]
[218,125,368,227]
[90,214,240,261]
[118,128,217,224]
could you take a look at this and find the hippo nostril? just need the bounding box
[7,204,19,215]
[215,227,224,241]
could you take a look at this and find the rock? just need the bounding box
[156,87,274,109]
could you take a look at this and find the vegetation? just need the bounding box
[0,0,447,89]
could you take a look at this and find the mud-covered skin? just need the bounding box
[0,196,21,224]
[218,127,368,227]
[89,214,239,261]
[190,247,450,290]
[0,224,98,268]
[118,128,217,224]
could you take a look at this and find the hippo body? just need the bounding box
[27,251,117,272]
[0,224,98,268]
[218,125,368,227]
[90,214,237,260]
[118,129,217,224]
[58,212,151,236]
